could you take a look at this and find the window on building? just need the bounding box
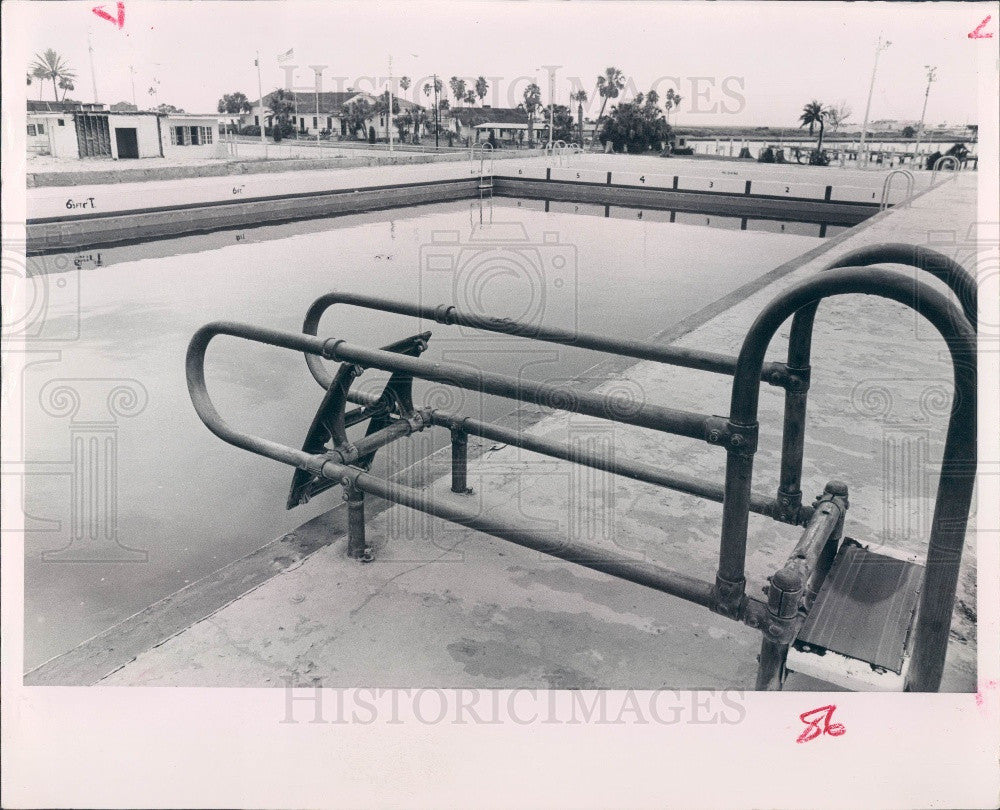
[57,118,65,126]
[37,123,46,134]
[313,116,318,128]
[327,116,332,129]
[255,115,260,126]
[170,125,214,146]
[27,124,37,136]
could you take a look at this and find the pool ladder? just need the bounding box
[879,169,915,211]
[473,142,494,224]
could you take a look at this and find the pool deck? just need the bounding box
[29,172,979,690]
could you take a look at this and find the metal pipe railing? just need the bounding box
[724,266,976,692]
[776,243,977,523]
[426,410,803,523]
[301,292,790,392]
[755,481,848,690]
[187,251,975,693]
[332,461,718,609]
[880,169,914,210]
[323,338,718,442]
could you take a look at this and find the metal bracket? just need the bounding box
[704,417,758,455]
[763,362,811,392]
[774,489,803,525]
[711,573,747,619]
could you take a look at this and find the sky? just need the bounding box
[19,0,989,127]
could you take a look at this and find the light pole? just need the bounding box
[387,55,394,154]
[128,64,137,106]
[87,30,99,103]
[255,51,267,156]
[539,65,560,148]
[858,34,891,169]
[913,65,936,168]
[310,65,326,148]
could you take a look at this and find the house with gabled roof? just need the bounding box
[249,90,426,140]
[446,106,534,144]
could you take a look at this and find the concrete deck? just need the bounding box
[68,173,979,690]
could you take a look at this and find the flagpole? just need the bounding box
[314,65,322,148]
[256,50,267,157]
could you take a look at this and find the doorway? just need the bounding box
[115,128,139,159]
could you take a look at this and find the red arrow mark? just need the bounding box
[968,15,993,38]
[92,2,125,29]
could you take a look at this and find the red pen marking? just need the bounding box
[975,679,998,710]
[796,704,845,744]
[968,15,993,38]
[92,2,125,29]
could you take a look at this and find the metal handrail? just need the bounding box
[726,267,975,692]
[931,154,961,185]
[880,169,914,210]
[300,292,796,394]
[471,141,494,178]
[775,243,977,523]
[186,252,976,693]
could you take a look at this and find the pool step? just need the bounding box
[786,539,924,691]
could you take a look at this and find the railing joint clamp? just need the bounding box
[711,574,747,619]
[775,488,803,524]
[321,338,347,361]
[705,417,758,455]
[765,362,811,392]
[434,304,457,325]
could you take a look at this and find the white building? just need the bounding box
[249,90,425,140]
[26,101,223,160]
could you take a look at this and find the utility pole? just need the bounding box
[128,64,137,106]
[540,65,560,149]
[913,65,936,168]
[310,65,326,148]
[858,34,891,169]
[255,51,267,156]
[88,31,99,103]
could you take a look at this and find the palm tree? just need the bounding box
[570,89,588,144]
[799,100,827,150]
[474,76,489,105]
[58,76,75,101]
[521,82,542,144]
[449,76,467,107]
[31,49,76,102]
[463,89,477,107]
[594,67,625,123]
[664,88,682,125]
[30,65,47,99]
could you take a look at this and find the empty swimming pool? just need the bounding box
[22,198,826,669]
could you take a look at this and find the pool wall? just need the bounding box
[27,167,882,253]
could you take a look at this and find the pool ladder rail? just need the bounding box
[185,243,976,692]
